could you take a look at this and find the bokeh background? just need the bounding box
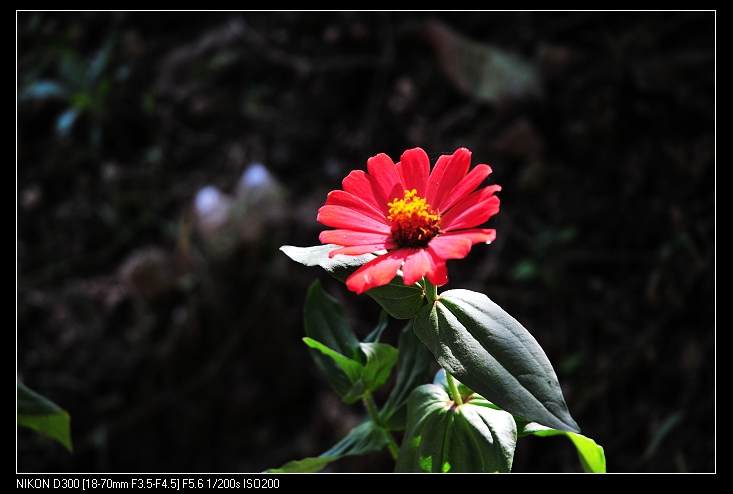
[17,11,715,473]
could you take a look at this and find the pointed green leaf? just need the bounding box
[17,381,73,452]
[268,421,391,473]
[303,337,363,385]
[412,289,579,433]
[380,321,431,430]
[522,422,606,473]
[395,384,516,473]
[280,245,425,319]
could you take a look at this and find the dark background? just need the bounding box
[17,11,715,473]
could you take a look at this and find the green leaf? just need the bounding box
[358,342,399,393]
[368,280,427,320]
[304,280,359,355]
[341,342,399,404]
[280,245,425,319]
[303,280,360,397]
[395,384,516,473]
[17,381,73,452]
[268,421,391,473]
[522,422,606,473]
[303,337,364,386]
[412,289,579,433]
[380,321,431,430]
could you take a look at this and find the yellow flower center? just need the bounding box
[387,189,441,247]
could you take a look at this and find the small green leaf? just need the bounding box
[302,337,363,385]
[280,245,426,319]
[395,384,516,473]
[412,289,579,433]
[268,421,391,473]
[358,342,399,393]
[380,321,431,430]
[522,422,606,473]
[17,381,73,452]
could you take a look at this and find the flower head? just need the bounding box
[318,147,500,294]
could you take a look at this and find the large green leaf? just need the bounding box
[522,422,606,473]
[412,289,579,433]
[303,280,360,397]
[268,420,391,473]
[280,245,425,319]
[395,384,516,473]
[380,321,431,430]
[17,381,73,452]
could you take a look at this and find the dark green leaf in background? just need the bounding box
[304,280,359,355]
[302,280,360,397]
[17,381,73,452]
[363,309,389,343]
[413,289,579,433]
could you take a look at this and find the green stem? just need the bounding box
[445,372,463,406]
[423,276,439,303]
[363,392,400,460]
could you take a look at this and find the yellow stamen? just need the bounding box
[387,189,441,247]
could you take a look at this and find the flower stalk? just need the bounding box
[363,392,400,460]
[423,276,439,304]
[445,372,464,407]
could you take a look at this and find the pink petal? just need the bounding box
[342,170,383,213]
[424,249,449,286]
[346,249,410,294]
[367,153,404,215]
[438,164,493,214]
[426,148,471,209]
[329,243,394,257]
[426,235,473,261]
[317,205,390,234]
[324,190,387,223]
[398,148,430,197]
[440,186,501,232]
[320,229,391,247]
[440,228,497,245]
[401,248,432,286]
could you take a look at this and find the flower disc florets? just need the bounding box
[388,189,441,248]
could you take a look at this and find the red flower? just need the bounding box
[318,147,500,294]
